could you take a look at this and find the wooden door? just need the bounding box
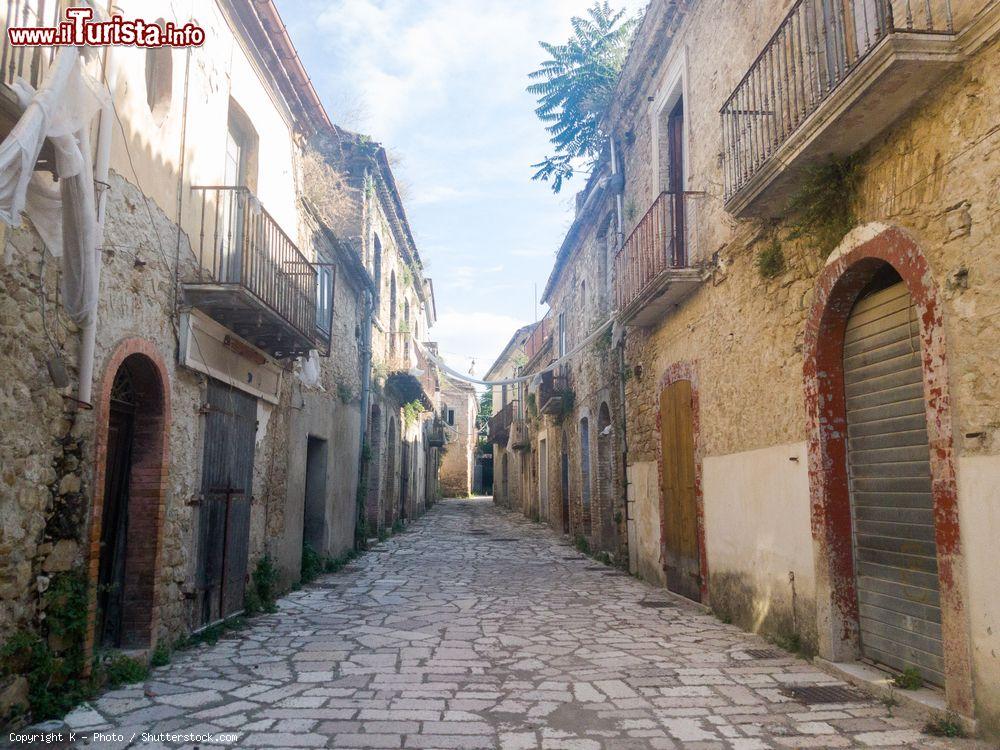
[97,403,135,648]
[197,381,256,626]
[538,438,548,520]
[659,380,700,602]
[844,281,943,684]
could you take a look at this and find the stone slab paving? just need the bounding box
[66,499,986,749]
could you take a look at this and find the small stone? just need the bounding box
[42,539,78,572]
[57,473,81,495]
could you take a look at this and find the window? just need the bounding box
[558,312,567,357]
[372,235,383,302]
[145,20,172,123]
[447,409,455,426]
[315,250,335,336]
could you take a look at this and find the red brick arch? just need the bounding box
[86,338,171,658]
[803,225,972,716]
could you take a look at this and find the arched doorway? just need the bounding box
[804,225,972,714]
[365,403,383,531]
[560,428,570,534]
[596,403,615,551]
[399,440,410,521]
[384,417,398,529]
[91,346,169,651]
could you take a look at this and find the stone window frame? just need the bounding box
[648,48,689,195]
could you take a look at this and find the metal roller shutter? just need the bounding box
[844,281,943,685]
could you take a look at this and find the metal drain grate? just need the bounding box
[492,537,519,542]
[639,600,673,609]
[585,566,607,571]
[744,648,785,659]
[781,685,867,705]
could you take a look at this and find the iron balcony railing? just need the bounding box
[191,186,320,347]
[613,191,701,312]
[1,0,58,92]
[722,0,954,200]
[538,370,570,416]
[488,401,517,446]
[525,313,551,362]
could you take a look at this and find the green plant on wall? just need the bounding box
[786,155,862,257]
[402,400,424,428]
[756,238,786,279]
[400,267,413,289]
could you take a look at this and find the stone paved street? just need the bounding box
[67,499,983,749]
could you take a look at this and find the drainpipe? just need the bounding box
[77,45,117,407]
[609,132,630,564]
[609,136,625,247]
[358,288,375,472]
[617,335,631,565]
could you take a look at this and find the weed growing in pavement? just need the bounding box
[892,666,924,691]
[150,642,171,668]
[923,713,966,738]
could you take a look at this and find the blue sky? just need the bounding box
[276,0,643,376]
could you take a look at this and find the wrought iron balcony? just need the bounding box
[613,192,706,327]
[538,371,570,417]
[428,418,447,448]
[488,401,516,446]
[722,0,959,216]
[1,1,56,92]
[525,314,551,363]
[185,186,326,359]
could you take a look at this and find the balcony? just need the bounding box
[613,192,707,327]
[385,334,436,409]
[488,401,516,447]
[722,0,960,217]
[0,1,58,161]
[185,186,326,359]
[428,418,446,448]
[538,371,570,417]
[525,314,551,364]
[509,419,530,451]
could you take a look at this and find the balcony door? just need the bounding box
[666,97,686,267]
[221,108,254,283]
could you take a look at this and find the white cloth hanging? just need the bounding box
[0,46,107,324]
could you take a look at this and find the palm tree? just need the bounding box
[528,2,637,193]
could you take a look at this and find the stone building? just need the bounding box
[438,375,478,497]
[484,324,535,511]
[316,128,442,535]
[0,0,440,722]
[497,0,1000,733]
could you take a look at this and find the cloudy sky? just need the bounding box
[276,0,644,378]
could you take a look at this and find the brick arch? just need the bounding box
[655,362,708,602]
[803,224,972,716]
[86,338,171,658]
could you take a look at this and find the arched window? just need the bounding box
[373,235,383,302]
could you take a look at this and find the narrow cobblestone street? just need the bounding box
[68,499,982,749]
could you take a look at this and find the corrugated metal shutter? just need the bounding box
[844,281,943,685]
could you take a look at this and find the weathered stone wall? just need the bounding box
[439,381,476,497]
[608,0,1000,726]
